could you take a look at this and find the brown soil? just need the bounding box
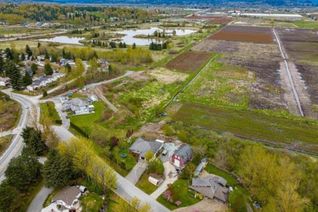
[209,25,274,43]
[278,28,318,113]
[193,40,286,110]
[186,15,232,25]
[166,51,212,73]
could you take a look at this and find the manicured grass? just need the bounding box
[157,179,200,210]
[136,173,157,194]
[173,103,318,146]
[40,102,61,125]
[81,192,104,211]
[0,135,12,157]
[70,101,105,136]
[112,147,137,173]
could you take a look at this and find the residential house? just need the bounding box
[0,77,10,87]
[26,72,65,91]
[98,59,109,72]
[171,144,192,170]
[129,138,164,160]
[42,186,87,212]
[60,58,75,66]
[62,98,95,115]
[190,174,229,203]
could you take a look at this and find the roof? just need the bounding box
[191,174,228,202]
[129,138,163,157]
[174,144,192,161]
[53,186,81,206]
[194,158,208,177]
[192,174,227,187]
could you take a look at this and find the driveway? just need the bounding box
[150,161,178,199]
[27,186,54,212]
[125,160,148,185]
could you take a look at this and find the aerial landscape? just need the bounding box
[0,0,318,211]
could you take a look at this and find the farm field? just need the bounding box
[173,103,318,154]
[278,28,318,110]
[193,27,285,110]
[208,25,274,43]
[166,51,212,73]
[0,92,21,132]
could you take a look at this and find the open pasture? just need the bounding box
[208,25,274,43]
[166,51,212,73]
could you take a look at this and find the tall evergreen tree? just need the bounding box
[4,60,22,90]
[43,150,78,187]
[22,73,32,87]
[25,45,32,59]
[44,63,53,75]
[22,127,48,156]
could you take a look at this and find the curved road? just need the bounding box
[0,90,34,182]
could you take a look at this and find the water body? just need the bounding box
[117,27,196,45]
[39,36,84,45]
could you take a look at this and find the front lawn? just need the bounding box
[136,173,157,194]
[157,179,200,210]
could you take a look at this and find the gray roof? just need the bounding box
[129,138,163,157]
[174,144,192,161]
[53,186,81,206]
[191,174,228,202]
[194,158,208,177]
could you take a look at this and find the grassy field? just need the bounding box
[136,173,157,194]
[0,92,21,132]
[157,179,200,210]
[0,135,12,156]
[40,102,61,125]
[173,103,318,146]
[179,60,251,110]
[294,20,318,29]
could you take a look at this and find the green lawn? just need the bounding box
[81,192,104,211]
[157,179,200,210]
[173,103,318,147]
[136,173,157,194]
[40,102,61,125]
[70,101,106,136]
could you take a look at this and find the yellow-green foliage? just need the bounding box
[59,137,117,190]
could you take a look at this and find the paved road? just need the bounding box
[27,186,54,212]
[0,90,33,182]
[51,105,170,212]
[126,160,148,185]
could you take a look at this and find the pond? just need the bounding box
[117,27,196,46]
[39,36,84,45]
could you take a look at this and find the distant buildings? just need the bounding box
[26,72,65,91]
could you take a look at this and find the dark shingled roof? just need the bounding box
[129,138,163,157]
[53,186,81,206]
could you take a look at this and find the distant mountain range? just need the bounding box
[8,0,318,6]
